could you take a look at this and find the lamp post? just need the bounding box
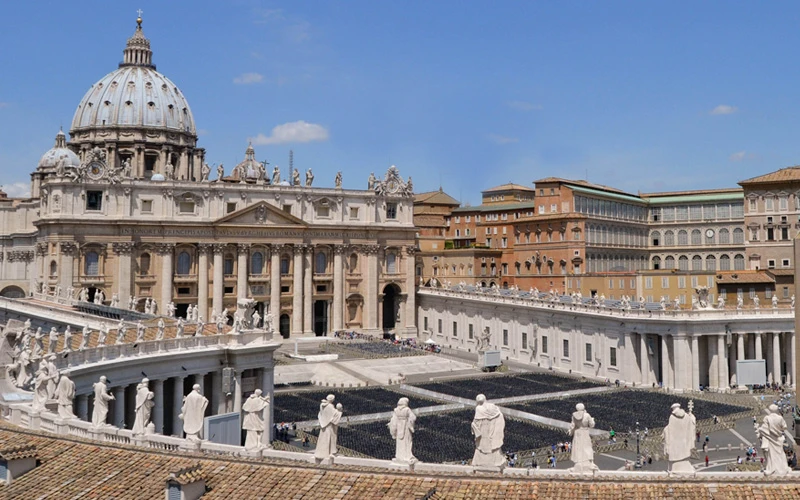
[635,421,642,469]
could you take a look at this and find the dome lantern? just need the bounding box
[121,14,154,69]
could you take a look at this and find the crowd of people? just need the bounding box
[414,373,601,401]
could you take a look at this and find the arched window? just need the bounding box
[224,254,234,275]
[651,231,661,247]
[706,255,716,271]
[349,253,358,272]
[692,255,702,271]
[652,256,661,270]
[387,253,397,274]
[733,228,744,244]
[140,253,151,276]
[664,230,674,246]
[49,261,57,277]
[251,251,264,275]
[315,252,327,274]
[691,229,701,245]
[705,229,714,245]
[734,254,745,270]
[177,251,191,275]
[84,251,99,276]
[280,255,290,275]
[719,228,730,244]
[678,255,689,271]
[678,230,688,246]
[720,254,731,271]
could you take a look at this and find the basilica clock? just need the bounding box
[86,161,105,181]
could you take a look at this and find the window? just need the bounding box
[139,253,151,276]
[226,202,237,214]
[177,251,191,275]
[49,261,57,277]
[424,317,429,331]
[651,231,660,246]
[665,256,675,269]
[678,276,686,289]
[141,199,153,213]
[522,332,528,350]
[86,190,103,211]
[766,288,773,299]
[610,347,617,367]
[766,197,774,211]
[280,256,290,275]
[223,255,234,275]
[349,207,359,219]
[282,204,292,214]
[315,252,327,274]
[550,204,557,213]
[768,259,776,269]
[562,339,570,358]
[734,254,745,270]
[720,254,731,271]
[386,202,398,219]
[542,336,548,353]
[733,228,744,244]
[782,258,790,268]
[503,329,509,346]
[437,319,442,334]
[749,198,757,212]
[749,287,756,299]
[178,201,195,213]
[645,277,653,289]
[678,230,688,245]
[316,205,330,218]
[678,255,689,271]
[784,286,790,298]
[469,324,474,339]
[452,321,458,337]
[780,196,788,210]
[84,251,99,275]
[386,253,397,273]
[719,228,730,244]
[691,229,701,245]
[585,343,592,362]
[251,252,264,274]
[661,277,669,288]
[706,255,716,271]
[692,255,702,271]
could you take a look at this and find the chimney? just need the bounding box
[0,445,38,485]
[165,464,206,500]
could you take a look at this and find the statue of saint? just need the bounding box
[756,404,791,475]
[48,327,59,354]
[388,397,417,463]
[201,163,211,182]
[32,360,50,411]
[180,384,208,441]
[55,370,76,419]
[272,165,281,185]
[242,389,271,451]
[663,403,696,473]
[314,394,342,460]
[334,171,343,188]
[471,394,505,467]
[367,172,377,190]
[568,403,598,472]
[305,169,314,186]
[45,354,58,398]
[292,168,301,186]
[132,378,155,435]
[216,164,225,182]
[91,375,115,427]
[156,318,165,341]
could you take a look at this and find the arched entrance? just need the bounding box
[382,284,401,331]
[314,300,328,336]
[279,314,290,339]
[0,286,25,298]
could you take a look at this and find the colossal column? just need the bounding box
[270,245,281,333]
[691,336,700,391]
[212,244,224,318]
[772,332,782,385]
[661,335,673,389]
[113,242,134,307]
[197,244,210,321]
[303,247,313,335]
[364,245,379,332]
[113,386,126,428]
[717,335,729,391]
[333,245,344,332]
[292,245,304,335]
[59,242,77,290]
[152,379,164,433]
[755,333,763,360]
[640,334,650,386]
[404,246,418,337]
[237,244,249,300]
[172,375,185,437]
[157,243,175,314]
[708,337,719,390]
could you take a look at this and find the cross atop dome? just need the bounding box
[121,11,155,69]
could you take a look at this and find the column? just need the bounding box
[788,332,796,387]
[113,243,134,307]
[76,394,89,421]
[661,335,672,389]
[639,334,649,386]
[404,246,417,336]
[158,243,174,314]
[197,244,210,321]
[292,245,304,335]
[152,379,164,433]
[365,245,378,332]
[212,244,224,318]
[135,146,144,178]
[270,246,281,332]
[179,149,189,179]
[261,367,274,445]
[737,334,746,362]
[717,335,729,391]
[303,247,313,335]
[708,337,719,389]
[211,370,223,415]
[113,387,126,428]
[691,336,700,391]
[237,244,249,300]
[233,371,243,413]
[172,376,185,437]
[333,245,344,332]
[772,332,782,385]
[755,333,763,360]
[673,336,689,391]
[194,372,205,395]
[59,242,76,290]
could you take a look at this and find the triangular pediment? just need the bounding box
[215,201,307,226]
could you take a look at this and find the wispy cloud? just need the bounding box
[507,100,541,112]
[233,72,264,85]
[2,182,30,198]
[251,121,329,145]
[710,104,738,115]
[253,8,284,24]
[197,129,210,137]
[0,102,9,109]
[488,134,518,145]
[252,7,311,44]
[729,151,756,162]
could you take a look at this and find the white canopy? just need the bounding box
[424,338,438,345]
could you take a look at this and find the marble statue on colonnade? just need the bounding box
[388,397,417,464]
[242,389,271,451]
[156,318,165,340]
[48,327,58,354]
[663,402,696,474]
[136,321,146,342]
[180,384,208,441]
[132,378,155,436]
[45,354,58,398]
[32,328,44,358]
[55,370,75,419]
[756,404,791,475]
[314,394,342,460]
[471,394,505,467]
[568,403,598,472]
[32,360,49,411]
[91,375,115,427]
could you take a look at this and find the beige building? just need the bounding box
[0,18,418,338]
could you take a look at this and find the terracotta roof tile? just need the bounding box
[0,444,37,460]
[739,166,800,185]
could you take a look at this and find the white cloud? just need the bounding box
[710,104,738,115]
[251,121,329,145]
[507,100,542,111]
[0,102,8,108]
[488,134,518,145]
[729,151,756,162]
[197,129,210,136]
[2,182,30,198]
[233,72,264,85]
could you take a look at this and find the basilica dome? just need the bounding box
[70,18,196,136]
[38,130,80,169]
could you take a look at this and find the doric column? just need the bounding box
[717,335,729,391]
[172,375,185,437]
[772,332,782,385]
[270,245,281,332]
[691,336,700,391]
[640,334,650,386]
[237,244,249,300]
[76,394,89,421]
[661,335,672,389]
[261,367,274,444]
[404,246,418,336]
[194,373,205,395]
[303,247,313,335]
[364,245,379,332]
[211,370,223,415]
[59,242,77,290]
[233,371,243,413]
[212,244,224,318]
[788,332,796,387]
[333,244,344,332]
[673,336,688,391]
[738,334,746,361]
[113,386,126,428]
[179,149,189,180]
[292,245,304,335]
[157,243,175,314]
[197,244,210,321]
[708,337,719,389]
[152,379,164,433]
[113,242,134,307]
[755,333,763,360]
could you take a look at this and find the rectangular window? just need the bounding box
[282,204,292,214]
[768,259,776,269]
[224,286,235,294]
[780,196,788,210]
[610,347,617,367]
[562,339,570,358]
[503,329,509,346]
[645,277,653,289]
[522,332,528,350]
[468,324,474,339]
[784,286,790,298]
[386,203,398,219]
[424,317,429,331]
[437,319,442,334]
[691,276,698,288]
[619,279,625,289]
[226,202,237,214]
[539,205,545,214]
[608,279,613,289]
[749,198,757,212]
[550,204,557,213]
[585,343,592,362]
[749,287,755,299]
[141,199,153,213]
[542,336,548,354]
[765,288,773,299]
[766,197,774,211]
[455,216,461,223]
[689,205,702,220]
[86,190,103,211]
[678,277,686,289]
[731,203,744,218]
[350,207,359,219]
[661,277,669,288]
[782,259,790,267]
[316,205,330,218]
[178,201,195,213]
[452,321,458,337]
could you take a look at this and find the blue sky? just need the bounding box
[2,1,800,204]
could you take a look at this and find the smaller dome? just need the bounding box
[230,143,265,181]
[38,129,81,170]
[151,173,166,181]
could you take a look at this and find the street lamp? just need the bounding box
[635,421,642,469]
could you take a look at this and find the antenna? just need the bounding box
[289,150,294,171]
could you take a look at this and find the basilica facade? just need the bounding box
[0,17,418,338]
